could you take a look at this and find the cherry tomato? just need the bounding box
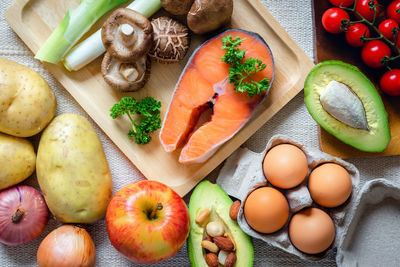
[329,0,355,7]
[380,69,400,96]
[322,8,350,34]
[361,40,391,68]
[387,0,400,24]
[378,19,399,40]
[345,23,370,47]
[355,0,380,21]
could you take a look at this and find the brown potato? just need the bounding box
[37,114,113,224]
[0,133,35,190]
[0,58,56,137]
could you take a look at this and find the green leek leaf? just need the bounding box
[35,0,130,64]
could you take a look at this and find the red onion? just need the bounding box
[0,185,48,246]
[37,225,96,267]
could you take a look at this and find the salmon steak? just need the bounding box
[160,29,275,164]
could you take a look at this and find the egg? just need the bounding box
[308,163,352,208]
[263,144,308,189]
[289,207,335,254]
[244,187,289,234]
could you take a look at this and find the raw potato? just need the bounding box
[0,133,35,190]
[36,114,113,224]
[0,58,56,137]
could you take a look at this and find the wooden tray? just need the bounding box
[312,0,400,159]
[6,0,314,196]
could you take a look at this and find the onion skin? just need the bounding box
[0,185,48,246]
[37,225,96,267]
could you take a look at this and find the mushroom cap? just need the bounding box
[101,8,153,63]
[161,0,193,15]
[187,0,233,35]
[150,17,191,64]
[101,52,151,92]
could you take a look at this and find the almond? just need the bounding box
[205,253,218,267]
[213,236,234,251]
[225,252,237,267]
[229,200,241,221]
[224,233,236,251]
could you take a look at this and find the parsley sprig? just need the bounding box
[110,97,161,145]
[221,35,270,97]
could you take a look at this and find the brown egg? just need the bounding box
[289,208,335,254]
[308,163,352,208]
[244,187,289,234]
[263,144,308,189]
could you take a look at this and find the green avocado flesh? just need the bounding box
[188,181,254,267]
[304,60,390,152]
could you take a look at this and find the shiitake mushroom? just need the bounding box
[161,0,194,15]
[187,0,233,34]
[101,8,153,63]
[150,17,191,64]
[101,52,151,92]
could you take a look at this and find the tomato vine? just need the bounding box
[340,0,400,68]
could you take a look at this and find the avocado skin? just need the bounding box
[188,180,254,267]
[304,60,391,153]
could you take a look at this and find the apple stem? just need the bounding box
[149,203,163,220]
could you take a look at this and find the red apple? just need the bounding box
[106,180,190,264]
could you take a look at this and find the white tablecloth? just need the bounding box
[1,0,399,266]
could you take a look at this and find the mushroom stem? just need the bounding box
[63,0,162,71]
[120,63,140,82]
[121,24,134,36]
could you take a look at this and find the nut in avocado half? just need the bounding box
[304,60,390,153]
[188,181,253,267]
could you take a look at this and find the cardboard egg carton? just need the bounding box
[336,179,400,266]
[216,135,361,261]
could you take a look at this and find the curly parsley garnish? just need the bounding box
[110,97,161,145]
[221,35,270,97]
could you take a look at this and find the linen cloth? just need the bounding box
[1,0,399,266]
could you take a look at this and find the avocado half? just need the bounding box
[304,60,390,152]
[188,181,254,267]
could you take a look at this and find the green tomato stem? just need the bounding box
[342,0,400,57]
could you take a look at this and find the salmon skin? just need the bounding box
[160,29,275,164]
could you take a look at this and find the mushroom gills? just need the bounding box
[101,8,153,63]
[320,80,369,130]
[102,53,151,92]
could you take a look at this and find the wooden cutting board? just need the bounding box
[6,0,314,196]
[312,0,400,159]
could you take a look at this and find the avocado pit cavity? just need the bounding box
[320,80,369,130]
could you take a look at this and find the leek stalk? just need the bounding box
[63,0,162,71]
[35,0,131,64]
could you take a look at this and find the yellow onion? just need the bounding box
[0,185,48,246]
[37,225,96,267]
